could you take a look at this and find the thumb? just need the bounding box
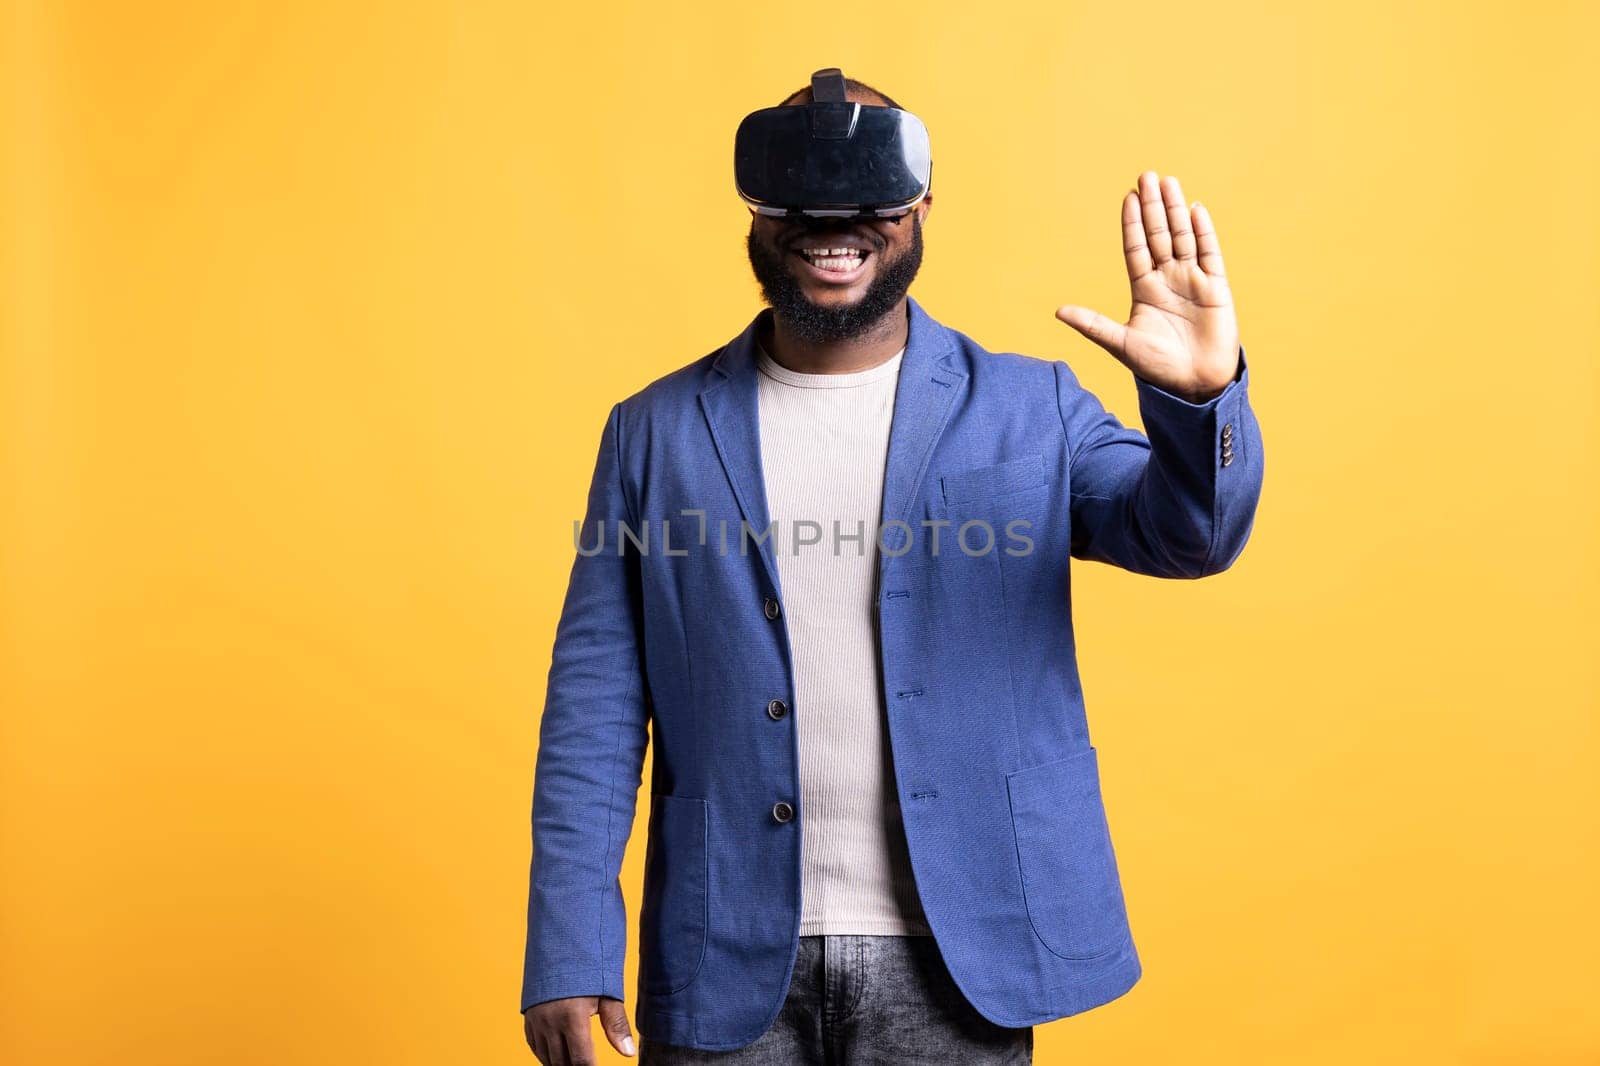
[597,996,637,1057]
[1054,305,1129,362]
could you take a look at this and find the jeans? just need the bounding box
[639,934,1033,1065]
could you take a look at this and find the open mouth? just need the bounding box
[790,245,873,283]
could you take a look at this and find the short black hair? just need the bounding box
[778,76,905,111]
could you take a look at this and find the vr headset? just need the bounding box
[734,67,932,221]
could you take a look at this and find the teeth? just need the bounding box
[799,247,864,260]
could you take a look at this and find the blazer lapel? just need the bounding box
[698,295,969,601]
[876,296,967,589]
[699,311,782,598]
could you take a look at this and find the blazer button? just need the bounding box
[1221,421,1234,440]
[771,801,795,823]
[766,698,788,720]
[1222,452,1235,467]
[763,596,781,621]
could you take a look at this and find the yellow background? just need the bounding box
[4,2,1597,1063]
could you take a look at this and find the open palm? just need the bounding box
[1056,170,1241,403]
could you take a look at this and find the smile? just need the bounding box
[790,246,873,284]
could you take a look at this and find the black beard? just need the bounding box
[745,215,924,345]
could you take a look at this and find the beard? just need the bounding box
[745,214,924,345]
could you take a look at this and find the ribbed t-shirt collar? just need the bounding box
[755,341,906,389]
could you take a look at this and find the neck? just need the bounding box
[762,298,909,374]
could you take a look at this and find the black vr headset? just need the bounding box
[734,67,932,221]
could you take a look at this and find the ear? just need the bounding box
[916,189,933,224]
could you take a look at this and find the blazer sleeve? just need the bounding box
[1054,345,1264,578]
[521,401,651,1013]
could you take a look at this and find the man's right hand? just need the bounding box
[523,995,637,1064]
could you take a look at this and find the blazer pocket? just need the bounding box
[639,793,709,995]
[940,452,1049,507]
[1005,746,1131,961]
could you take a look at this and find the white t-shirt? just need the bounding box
[755,339,932,937]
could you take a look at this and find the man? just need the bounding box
[522,71,1263,1065]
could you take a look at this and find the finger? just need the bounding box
[1055,304,1130,362]
[563,1015,596,1066]
[1163,174,1196,262]
[1192,201,1227,277]
[598,997,638,1057]
[1121,189,1152,283]
[528,1019,552,1065]
[576,1011,601,1062]
[1138,170,1172,264]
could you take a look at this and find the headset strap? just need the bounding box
[810,68,847,103]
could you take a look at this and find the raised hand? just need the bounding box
[1055,170,1241,404]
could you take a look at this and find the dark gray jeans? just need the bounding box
[639,934,1033,1065]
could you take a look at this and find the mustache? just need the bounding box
[780,222,887,253]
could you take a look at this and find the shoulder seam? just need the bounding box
[609,401,639,530]
[1053,361,1077,467]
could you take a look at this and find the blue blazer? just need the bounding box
[521,295,1264,1051]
